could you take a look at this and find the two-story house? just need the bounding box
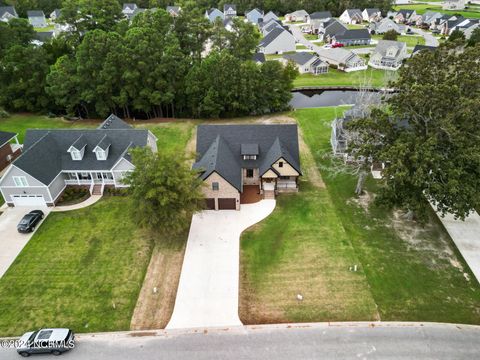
[193,125,302,210]
[368,40,408,70]
[0,115,157,207]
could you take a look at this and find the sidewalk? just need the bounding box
[436,210,480,284]
[51,195,102,212]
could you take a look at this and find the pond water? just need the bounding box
[290,89,384,109]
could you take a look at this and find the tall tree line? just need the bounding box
[0,2,296,119]
[2,0,394,18]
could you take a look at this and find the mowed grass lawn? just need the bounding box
[372,34,426,47]
[295,108,480,324]
[293,68,396,88]
[240,175,379,323]
[0,115,194,336]
[393,4,480,19]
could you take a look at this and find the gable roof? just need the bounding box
[166,6,180,14]
[193,125,301,191]
[123,3,138,11]
[309,11,332,20]
[283,52,316,65]
[344,9,363,17]
[50,8,61,18]
[263,11,279,22]
[397,9,415,18]
[0,6,17,18]
[374,40,407,57]
[98,114,133,130]
[27,10,45,18]
[0,131,16,148]
[224,4,237,12]
[287,10,309,18]
[364,8,380,16]
[323,19,348,36]
[252,52,266,63]
[333,28,371,41]
[11,115,149,185]
[246,8,263,16]
[259,27,289,47]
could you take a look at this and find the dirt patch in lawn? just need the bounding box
[130,241,187,330]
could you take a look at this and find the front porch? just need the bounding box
[64,171,117,195]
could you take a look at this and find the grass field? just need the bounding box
[295,107,480,323]
[0,115,194,336]
[372,34,426,47]
[394,4,480,19]
[240,107,480,325]
[293,68,396,88]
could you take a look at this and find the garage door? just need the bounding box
[11,195,46,207]
[205,198,215,210]
[218,198,236,210]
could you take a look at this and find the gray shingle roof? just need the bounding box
[259,27,284,47]
[241,143,259,155]
[374,40,407,58]
[0,131,16,148]
[13,120,149,185]
[27,10,45,17]
[283,52,316,66]
[98,114,133,130]
[334,29,371,41]
[364,8,380,16]
[0,6,17,18]
[309,11,332,20]
[193,125,301,192]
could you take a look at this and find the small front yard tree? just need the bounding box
[382,29,398,41]
[125,148,204,236]
[348,44,480,221]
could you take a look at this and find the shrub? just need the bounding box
[0,108,10,118]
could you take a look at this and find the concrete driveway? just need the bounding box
[166,200,276,329]
[0,206,50,278]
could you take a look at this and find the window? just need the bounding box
[96,149,106,160]
[13,176,28,187]
[243,155,257,160]
[279,161,284,168]
[246,169,254,178]
[71,149,82,160]
[212,182,219,191]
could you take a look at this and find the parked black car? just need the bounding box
[17,210,44,233]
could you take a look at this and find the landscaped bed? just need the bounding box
[240,107,480,325]
[56,187,90,206]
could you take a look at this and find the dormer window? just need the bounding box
[243,155,257,160]
[93,135,111,161]
[96,149,106,160]
[71,150,82,160]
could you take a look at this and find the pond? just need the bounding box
[290,89,385,109]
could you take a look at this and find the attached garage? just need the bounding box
[218,198,236,210]
[11,195,47,207]
[205,198,215,210]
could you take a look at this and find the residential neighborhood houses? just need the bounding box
[2,1,480,358]
[0,6,17,22]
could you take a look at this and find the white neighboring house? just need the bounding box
[339,9,363,24]
[0,6,18,22]
[246,8,264,24]
[258,27,296,54]
[49,9,61,21]
[122,3,138,20]
[443,0,465,10]
[281,52,329,75]
[317,48,367,72]
[464,22,480,39]
[369,18,406,35]
[369,40,408,71]
[362,8,382,23]
[285,10,309,23]
[0,115,158,207]
[223,4,237,18]
[205,8,224,22]
[166,6,181,17]
[263,11,279,23]
[27,10,47,28]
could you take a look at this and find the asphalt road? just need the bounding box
[1,323,479,360]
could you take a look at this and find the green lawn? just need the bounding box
[394,4,480,19]
[0,197,154,336]
[35,25,55,32]
[0,115,194,336]
[240,128,379,322]
[293,68,395,88]
[294,107,480,324]
[304,34,319,41]
[372,34,426,47]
